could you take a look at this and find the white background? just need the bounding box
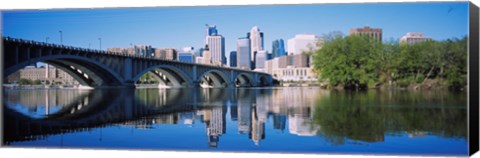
[0,0,478,158]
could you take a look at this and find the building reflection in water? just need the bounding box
[4,90,91,118]
[2,87,323,146]
[3,87,466,148]
[203,106,227,147]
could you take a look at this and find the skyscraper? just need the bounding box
[205,25,225,66]
[272,39,286,58]
[248,26,264,69]
[236,37,251,70]
[254,50,267,71]
[206,35,225,66]
[287,34,323,55]
[229,51,237,67]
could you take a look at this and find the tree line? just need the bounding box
[312,34,467,91]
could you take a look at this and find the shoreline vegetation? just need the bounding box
[312,34,467,91]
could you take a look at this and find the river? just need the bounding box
[2,87,468,156]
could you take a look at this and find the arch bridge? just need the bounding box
[3,37,273,88]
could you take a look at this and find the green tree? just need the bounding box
[313,35,382,89]
[313,33,467,90]
[441,37,468,89]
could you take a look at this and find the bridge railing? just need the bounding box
[3,37,271,75]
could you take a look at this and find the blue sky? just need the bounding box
[2,2,469,61]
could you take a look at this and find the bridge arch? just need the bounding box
[258,75,271,87]
[198,70,230,88]
[235,73,254,87]
[5,55,124,87]
[133,65,193,88]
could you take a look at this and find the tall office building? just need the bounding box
[236,37,252,70]
[229,51,237,67]
[272,39,286,58]
[247,26,264,67]
[254,50,267,71]
[349,26,383,42]
[287,34,323,55]
[400,32,432,45]
[205,24,218,47]
[205,25,225,66]
[206,36,225,65]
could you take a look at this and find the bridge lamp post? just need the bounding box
[59,30,63,44]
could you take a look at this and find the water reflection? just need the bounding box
[3,90,91,118]
[312,90,467,145]
[2,87,467,155]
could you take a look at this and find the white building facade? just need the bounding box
[248,26,264,62]
[400,32,432,45]
[206,35,225,66]
[287,34,323,55]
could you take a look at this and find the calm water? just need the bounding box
[2,87,468,156]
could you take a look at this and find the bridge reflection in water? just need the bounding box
[2,88,468,155]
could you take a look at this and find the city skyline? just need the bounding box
[2,2,469,64]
